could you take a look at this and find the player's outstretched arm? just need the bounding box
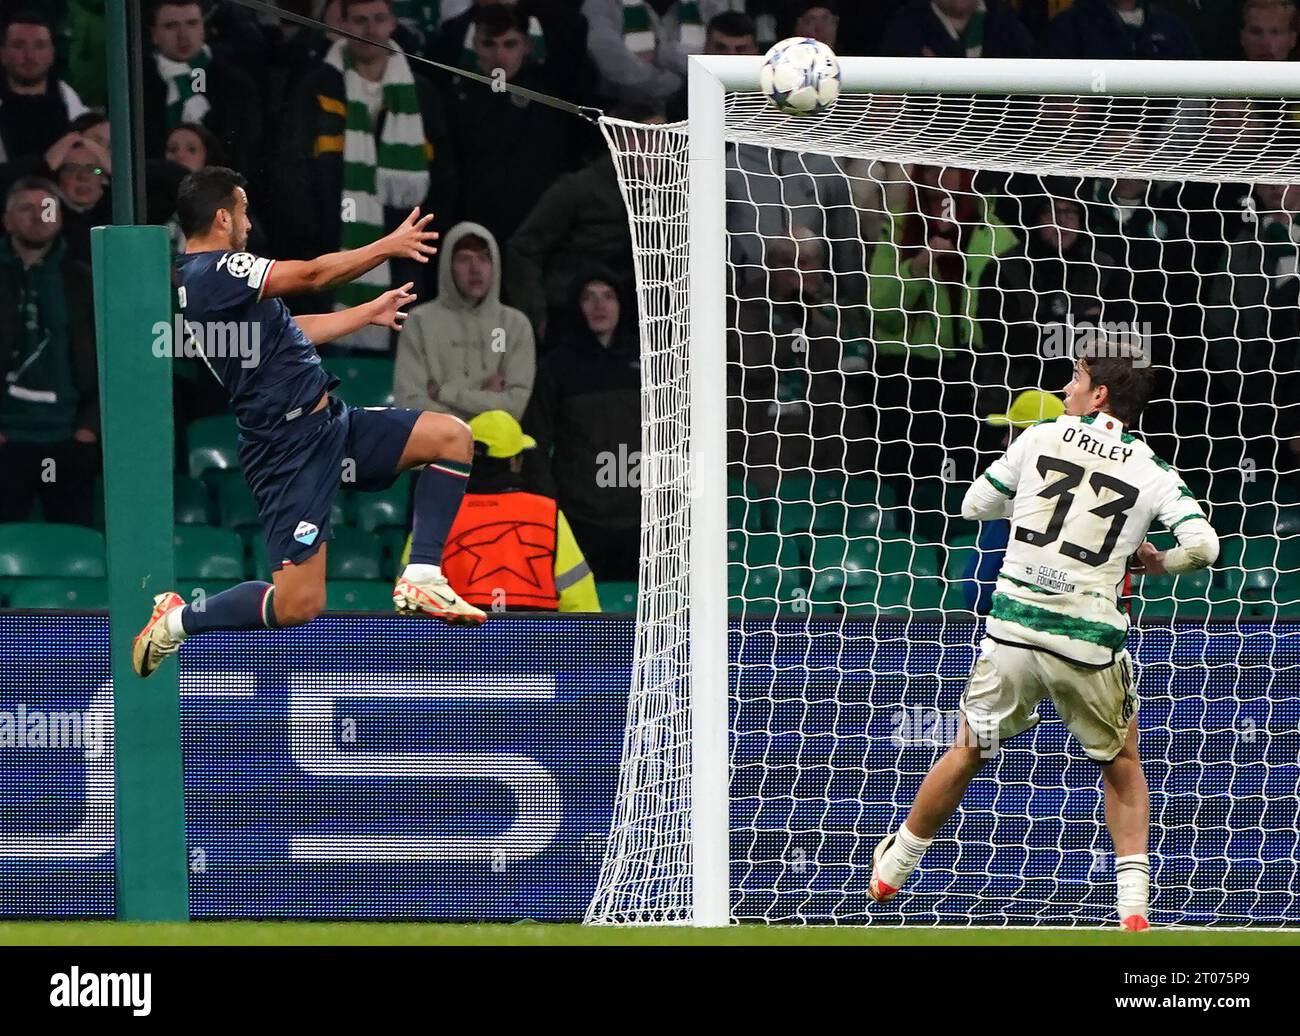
[293,283,416,345]
[262,209,438,299]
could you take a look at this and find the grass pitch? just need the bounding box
[0,922,1296,946]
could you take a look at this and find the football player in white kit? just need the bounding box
[870,355,1220,930]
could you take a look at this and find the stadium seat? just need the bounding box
[853,572,945,618]
[379,527,409,570]
[1135,569,1213,619]
[730,531,802,570]
[600,581,638,612]
[727,494,767,533]
[215,471,261,529]
[807,501,886,536]
[174,476,212,525]
[326,527,384,580]
[877,539,941,577]
[0,524,106,578]
[332,356,395,407]
[187,415,240,480]
[730,562,807,611]
[327,580,395,612]
[173,526,246,581]
[4,578,108,609]
[806,537,877,608]
[350,481,409,532]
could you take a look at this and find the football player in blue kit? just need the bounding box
[133,167,484,678]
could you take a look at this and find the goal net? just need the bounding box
[587,58,1300,927]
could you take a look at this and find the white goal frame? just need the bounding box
[671,55,1300,928]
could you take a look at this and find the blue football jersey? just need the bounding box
[174,250,338,436]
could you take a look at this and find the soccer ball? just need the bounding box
[760,37,841,116]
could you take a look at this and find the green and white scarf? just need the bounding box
[460,15,547,71]
[623,0,704,59]
[325,38,429,345]
[156,45,212,129]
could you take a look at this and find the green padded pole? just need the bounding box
[92,224,189,920]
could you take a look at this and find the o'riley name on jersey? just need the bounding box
[962,413,1218,669]
[1061,424,1134,464]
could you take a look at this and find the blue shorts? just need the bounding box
[238,397,421,571]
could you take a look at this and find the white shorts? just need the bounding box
[960,637,1137,763]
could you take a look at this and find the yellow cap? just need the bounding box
[987,390,1066,429]
[469,409,537,459]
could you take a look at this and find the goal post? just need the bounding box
[589,56,1300,928]
[686,59,732,929]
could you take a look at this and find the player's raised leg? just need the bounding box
[870,719,991,903]
[1102,718,1151,931]
[391,411,485,624]
[131,547,328,678]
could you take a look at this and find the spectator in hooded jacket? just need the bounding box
[0,176,99,525]
[523,269,641,582]
[880,0,1035,58]
[394,221,536,422]
[1041,0,1199,59]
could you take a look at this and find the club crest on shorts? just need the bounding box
[293,521,319,545]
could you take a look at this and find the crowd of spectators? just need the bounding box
[1,0,1298,588]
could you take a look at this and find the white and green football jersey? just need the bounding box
[963,413,1216,667]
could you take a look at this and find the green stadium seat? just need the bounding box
[173,526,246,581]
[600,581,638,612]
[877,539,941,577]
[1135,569,1212,620]
[729,563,808,611]
[215,471,261,529]
[1276,508,1300,538]
[187,415,240,480]
[4,578,108,609]
[379,526,410,570]
[0,523,106,578]
[174,476,212,525]
[327,580,395,611]
[332,356,395,407]
[727,494,767,533]
[326,527,383,580]
[859,572,945,617]
[350,481,409,532]
[729,531,801,570]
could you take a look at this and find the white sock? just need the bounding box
[164,605,189,641]
[403,563,443,583]
[895,823,933,862]
[877,823,933,889]
[1116,853,1150,919]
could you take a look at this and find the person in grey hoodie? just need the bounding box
[394,220,536,422]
